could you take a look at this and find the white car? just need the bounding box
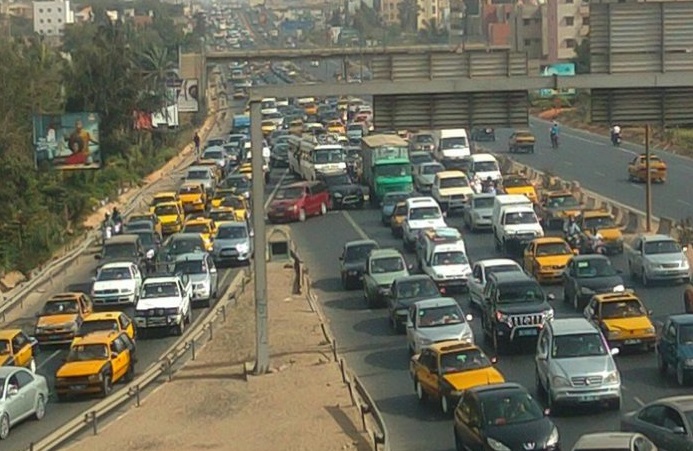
[0,367,49,440]
[406,297,474,355]
[402,197,447,250]
[468,259,524,308]
[91,262,143,306]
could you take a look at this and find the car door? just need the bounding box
[523,242,535,273]
[363,257,373,298]
[14,370,36,420]
[131,264,143,292]
[659,321,677,367]
[11,331,32,368]
[629,237,643,270]
[119,314,135,340]
[563,260,576,301]
[660,406,690,450]
[417,350,437,395]
[3,372,27,422]
[110,336,129,381]
[631,405,669,446]
[535,328,551,388]
[468,264,484,306]
[406,305,418,348]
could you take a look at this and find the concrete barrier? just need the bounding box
[611,206,626,227]
[657,217,675,235]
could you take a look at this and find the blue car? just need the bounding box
[380,191,413,226]
[657,314,693,386]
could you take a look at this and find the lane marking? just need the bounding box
[562,161,574,167]
[37,350,62,371]
[595,171,606,177]
[677,199,693,207]
[342,211,370,240]
[264,169,289,210]
[634,396,645,406]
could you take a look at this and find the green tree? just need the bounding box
[572,38,590,74]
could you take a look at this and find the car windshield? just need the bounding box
[67,344,109,361]
[473,197,495,209]
[552,333,607,358]
[179,185,202,195]
[679,325,693,345]
[223,178,250,190]
[416,135,435,143]
[371,257,405,273]
[474,161,498,172]
[155,205,179,216]
[432,251,468,266]
[409,207,441,220]
[410,154,433,165]
[97,267,132,281]
[187,170,210,180]
[536,242,572,256]
[142,282,180,298]
[440,177,469,189]
[440,349,491,374]
[0,340,10,355]
[125,222,151,232]
[275,187,304,200]
[440,137,467,148]
[575,258,618,278]
[583,215,616,230]
[600,300,647,319]
[80,319,119,335]
[103,243,137,259]
[324,174,351,186]
[486,264,522,278]
[209,211,236,223]
[217,226,247,239]
[480,391,543,426]
[644,240,680,255]
[383,194,410,206]
[393,204,408,215]
[130,215,153,222]
[169,238,203,254]
[497,283,544,304]
[422,164,444,175]
[504,212,537,225]
[344,244,377,262]
[546,196,579,209]
[396,279,439,299]
[417,305,464,327]
[221,197,244,209]
[377,164,411,177]
[273,145,289,155]
[503,177,531,188]
[204,151,223,160]
[183,224,210,234]
[314,150,344,164]
[152,196,175,206]
[174,260,206,275]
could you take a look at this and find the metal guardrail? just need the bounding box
[24,269,250,451]
[297,256,389,451]
[0,109,223,324]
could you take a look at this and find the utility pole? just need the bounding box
[644,124,653,232]
[250,100,270,374]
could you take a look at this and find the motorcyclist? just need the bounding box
[563,215,582,248]
[550,121,560,148]
[102,213,114,242]
[591,232,606,254]
[471,175,483,194]
[611,124,622,145]
[112,207,123,235]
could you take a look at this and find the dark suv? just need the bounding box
[480,272,555,353]
[95,235,146,273]
[318,171,365,209]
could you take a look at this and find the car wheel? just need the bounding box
[101,374,113,397]
[415,380,427,403]
[546,385,557,414]
[641,268,649,287]
[177,320,185,336]
[125,362,136,382]
[573,292,581,312]
[677,362,690,386]
[441,395,451,415]
[0,413,9,440]
[34,395,46,421]
[535,369,544,397]
[609,397,621,411]
[320,202,327,215]
[29,358,36,373]
[298,209,306,222]
[657,351,668,374]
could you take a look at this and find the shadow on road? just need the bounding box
[311,277,344,294]
[364,348,409,371]
[353,316,394,338]
[324,296,366,312]
[375,393,448,424]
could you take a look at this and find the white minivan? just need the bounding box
[463,153,502,182]
[435,129,470,160]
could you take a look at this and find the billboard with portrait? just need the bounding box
[32,113,101,170]
[539,63,576,98]
[169,78,199,113]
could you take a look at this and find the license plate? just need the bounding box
[578,395,598,402]
[71,385,87,391]
[49,335,61,340]
[518,329,538,337]
[624,339,641,345]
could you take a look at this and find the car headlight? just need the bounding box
[551,375,571,388]
[487,438,510,451]
[378,286,390,295]
[236,243,250,253]
[683,259,690,270]
[604,371,620,384]
[612,284,625,292]
[495,312,511,325]
[434,273,444,279]
[333,192,343,198]
[608,329,621,339]
[546,427,559,447]
[684,358,693,367]
[646,261,660,269]
[459,329,474,343]
[88,373,103,382]
[544,309,554,321]
[120,288,133,294]
[419,337,433,346]
[646,327,655,335]
[580,287,595,295]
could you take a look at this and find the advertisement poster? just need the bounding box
[33,113,101,170]
[174,78,200,113]
[539,63,576,98]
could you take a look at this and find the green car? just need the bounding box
[362,248,410,308]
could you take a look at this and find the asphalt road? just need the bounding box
[281,125,693,450]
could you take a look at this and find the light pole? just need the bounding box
[250,100,270,374]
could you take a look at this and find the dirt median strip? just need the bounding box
[64,262,371,451]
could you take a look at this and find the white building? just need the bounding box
[33,0,73,37]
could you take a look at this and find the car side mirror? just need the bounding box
[35,312,40,318]
[210,267,217,274]
[573,249,579,255]
[616,269,623,274]
[249,230,255,237]
[543,408,551,417]
[407,263,414,270]
[406,321,414,329]
[110,352,119,359]
[547,293,556,301]
[490,356,498,364]
[465,314,473,321]
[138,251,144,257]
[673,426,687,435]
[7,386,18,397]
[473,278,481,284]
[648,309,653,316]
[339,256,344,261]
[610,347,620,356]
[94,254,102,260]
[536,353,547,361]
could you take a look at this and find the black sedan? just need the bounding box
[339,240,379,290]
[621,396,693,450]
[454,383,559,451]
[386,275,441,333]
[318,172,365,209]
[270,143,290,168]
[563,254,625,312]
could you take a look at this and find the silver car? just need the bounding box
[413,162,444,194]
[185,165,216,193]
[462,193,496,231]
[202,146,228,174]
[626,234,690,285]
[173,253,219,308]
[406,297,474,355]
[0,366,49,440]
[211,221,253,267]
[535,318,621,412]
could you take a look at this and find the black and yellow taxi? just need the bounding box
[219,195,249,222]
[578,210,624,254]
[209,188,237,209]
[501,174,538,204]
[153,201,184,235]
[538,190,583,229]
[182,217,217,251]
[55,330,136,400]
[410,340,505,414]
[78,311,136,341]
[149,191,181,214]
[584,291,656,351]
[627,153,667,183]
[208,207,238,225]
[178,182,207,213]
[0,329,38,372]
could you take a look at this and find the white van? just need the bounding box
[260,98,277,115]
[463,153,502,182]
[435,129,470,160]
[492,205,544,254]
[491,194,533,228]
[402,197,447,250]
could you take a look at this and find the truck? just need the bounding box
[361,134,413,204]
[434,129,471,163]
[134,275,192,337]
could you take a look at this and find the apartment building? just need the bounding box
[417,0,448,31]
[380,0,402,25]
[32,0,73,36]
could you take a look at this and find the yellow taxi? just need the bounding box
[149,191,180,214]
[195,159,222,183]
[34,292,94,345]
[326,120,346,135]
[238,163,253,180]
[578,210,624,254]
[501,174,538,203]
[337,98,349,111]
[153,201,184,235]
[508,130,536,153]
[523,237,576,284]
[0,329,38,371]
[304,102,317,116]
[261,120,277,136]
[390,201,408,238]
[178,182,207,213]
[219,195,249,221]
[78,311,136,341]
[410,340,504,415]
[209,188,238,209]
[584,291,656,351]
[55,330,136,400]
[208,207,238,225]
[539,190,583,229]
[289,119,304,135]
[182,217,217,251]
[128,212,163,236]
[627,153,667,183]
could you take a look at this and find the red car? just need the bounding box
[267,181,331,223]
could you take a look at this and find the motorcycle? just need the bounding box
[550,133,559,149]
[611,132,622,146]
[566,233,583,251]
[102,225,112,244]
[145,249,156,274]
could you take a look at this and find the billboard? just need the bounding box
[33,113,101,170]
[539,63,576,98]
[167,78,200,113]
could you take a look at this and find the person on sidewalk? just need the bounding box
[684,284,693,313]
[193,132,201,156]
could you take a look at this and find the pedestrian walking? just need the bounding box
[193,132,201,156]
[684,284,693,314]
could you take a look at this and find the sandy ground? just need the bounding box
[65,262,371,451]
